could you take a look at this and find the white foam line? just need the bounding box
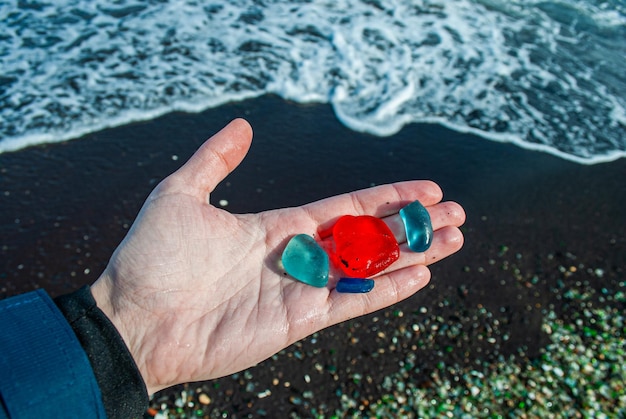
[333,105,626,166]
[0,91,262,154]
[2,90,624,166]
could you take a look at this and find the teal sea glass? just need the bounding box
[281,234,329,287]
[336,277,375,293]
[399,200,433,252]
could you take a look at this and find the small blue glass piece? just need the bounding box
[399,200,433,252]
[336,277,375,293]
[282,234,329,287]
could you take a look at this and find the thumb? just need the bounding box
[175,118,253,196]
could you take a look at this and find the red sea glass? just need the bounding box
[330,215,399,277]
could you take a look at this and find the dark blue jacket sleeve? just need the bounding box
[0,289,107,418]
[1,286,148,418]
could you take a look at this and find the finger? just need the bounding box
[310,180,443,233]
[174,118,253,196]
[326,264,431,324]
[317,200,464,246]
[420,225,465,265]
[376,226,464,275]
[384,201,466,243]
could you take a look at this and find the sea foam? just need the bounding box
[1,0,624,164]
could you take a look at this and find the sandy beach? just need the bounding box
[1,96,624,416]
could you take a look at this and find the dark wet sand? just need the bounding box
[1,95,624,416]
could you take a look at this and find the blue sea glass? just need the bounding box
[399,200,433,252]
[282,234,329,288]
[336,277,375,293]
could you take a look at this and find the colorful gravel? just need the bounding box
[147,250,625,418]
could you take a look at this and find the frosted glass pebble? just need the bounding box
[399,201,433,252]
[336,277,375,293]
[282,234,329,287]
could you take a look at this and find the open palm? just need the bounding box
[91,119,465,394]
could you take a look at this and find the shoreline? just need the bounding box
[1,95,625,415]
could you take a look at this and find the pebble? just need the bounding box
[399,200,433,252]
[257,389,271,398]
[336,277,375,293]
[281,234,329,287]
[330,215,400,277]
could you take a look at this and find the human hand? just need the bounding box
[90,119,465,394]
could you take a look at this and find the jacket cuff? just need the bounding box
[55,286,148,419]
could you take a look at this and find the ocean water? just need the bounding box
[1,0,625,164]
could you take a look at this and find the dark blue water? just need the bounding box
[1,0,625,163]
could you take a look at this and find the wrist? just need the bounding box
[90,276,156,393]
